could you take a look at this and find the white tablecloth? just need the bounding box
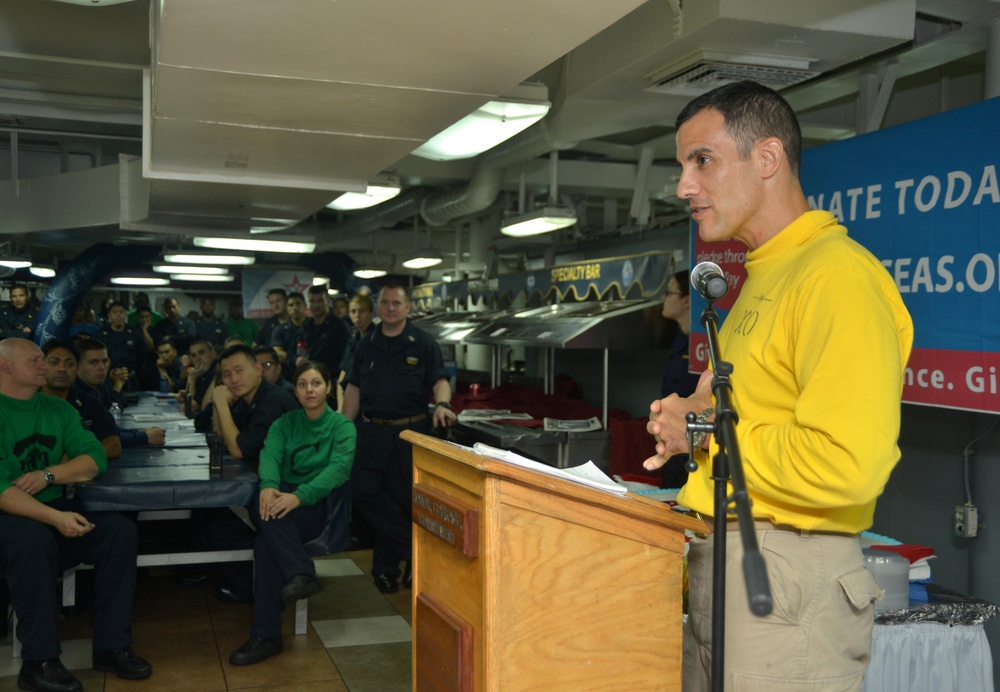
[864,621,994,692]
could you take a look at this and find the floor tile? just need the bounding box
[343,674,412,692]
[312,616,412,648]
[1,544,415,691]
[314,556,364,578]
[222,647,341,689]
[231,682,348,692]
[328,641,411,681]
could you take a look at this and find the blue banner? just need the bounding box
[690,96,1000,413]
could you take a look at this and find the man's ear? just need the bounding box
[757,137,784,179]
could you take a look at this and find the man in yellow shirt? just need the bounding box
[645,81,913,690]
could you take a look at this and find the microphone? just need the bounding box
[690,261,729,301]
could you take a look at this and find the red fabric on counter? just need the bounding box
[609,417,658,481]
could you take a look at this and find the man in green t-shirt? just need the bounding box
[0,338,153,691]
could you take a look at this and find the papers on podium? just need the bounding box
[471,442,626,495]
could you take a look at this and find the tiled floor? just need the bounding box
[0,549,413,691]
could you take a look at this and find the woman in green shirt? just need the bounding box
[229,361,356,667]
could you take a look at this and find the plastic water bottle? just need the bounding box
[109,402,121,427]
[159,373,169,394]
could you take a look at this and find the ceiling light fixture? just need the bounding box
[401,217,443,270]
[501,151,577,237]
[194,236,316,254]
[353,268,388,279]
[412,83,550,161]
[170,274,236,282]
[326,181,402,211]
[312,276,329,286]
[162,251,255,266]
[402,252,443,270]
[249,218,300,234]
[0,244,32,269]
[152,264,229,275]
[29,265,56,279]
[111,276,170,286]
[501,205,578,237]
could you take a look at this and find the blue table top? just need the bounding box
[77,402,258,511]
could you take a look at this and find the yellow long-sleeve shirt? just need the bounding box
[678,210,913,533]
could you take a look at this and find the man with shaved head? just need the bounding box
[0,338,152,691]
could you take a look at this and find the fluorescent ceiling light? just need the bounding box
[194,237,316,254]
[153,264,229,275]
[354,268,388,279]
[312,276,329,286]
[111,277,170,286]
[327,184,402,211]
[412,99,551,161]
[29,266,56,278]
[501,205,577,237]
[402,252,443,270]
[250,218,299,234]
[327,288,340,296]
[0,259,31,269]
[162,251,255,266]
[170,274,236,282]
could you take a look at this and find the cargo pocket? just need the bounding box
[838,565,883,611]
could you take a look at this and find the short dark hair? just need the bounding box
[267,288,287,299]
[308,284,328,297]
[219,343,255,365]
[108,301,127,311]
[189,339,215,354]
[42,338,79,360]
[675,80,802,177]
[75,337,108,357]
[379,283,410,302]
[672,270,690,298]
[287,291,305,303]
[350,294,374,312]
[253,345,280,362]
[136,305,152,315]
[292,360,332,386]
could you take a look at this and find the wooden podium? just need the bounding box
[404,431,706,692]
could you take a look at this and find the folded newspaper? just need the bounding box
[542,416,603,432]
[457,409,534,423]
[471,442,626,495]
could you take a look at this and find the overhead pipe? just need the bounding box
[420,118,571,226]
[319,116,574,242]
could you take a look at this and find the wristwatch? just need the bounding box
[690,408,715,450]
[43,469,56,486]
[435,401,452,410]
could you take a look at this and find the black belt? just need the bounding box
[362,413,427,426]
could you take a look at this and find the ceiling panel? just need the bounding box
[152,66,488,140]
[156,0,647,94]
[147,118,417,187]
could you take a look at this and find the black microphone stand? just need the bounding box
[685,300,773,692]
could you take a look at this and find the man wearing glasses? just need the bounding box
[253,345,294,394]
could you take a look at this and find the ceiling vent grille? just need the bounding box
[647,55,818,97]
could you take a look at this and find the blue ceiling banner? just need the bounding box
[689,96,1000,414]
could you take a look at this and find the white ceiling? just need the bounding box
[2,0,1000,284]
